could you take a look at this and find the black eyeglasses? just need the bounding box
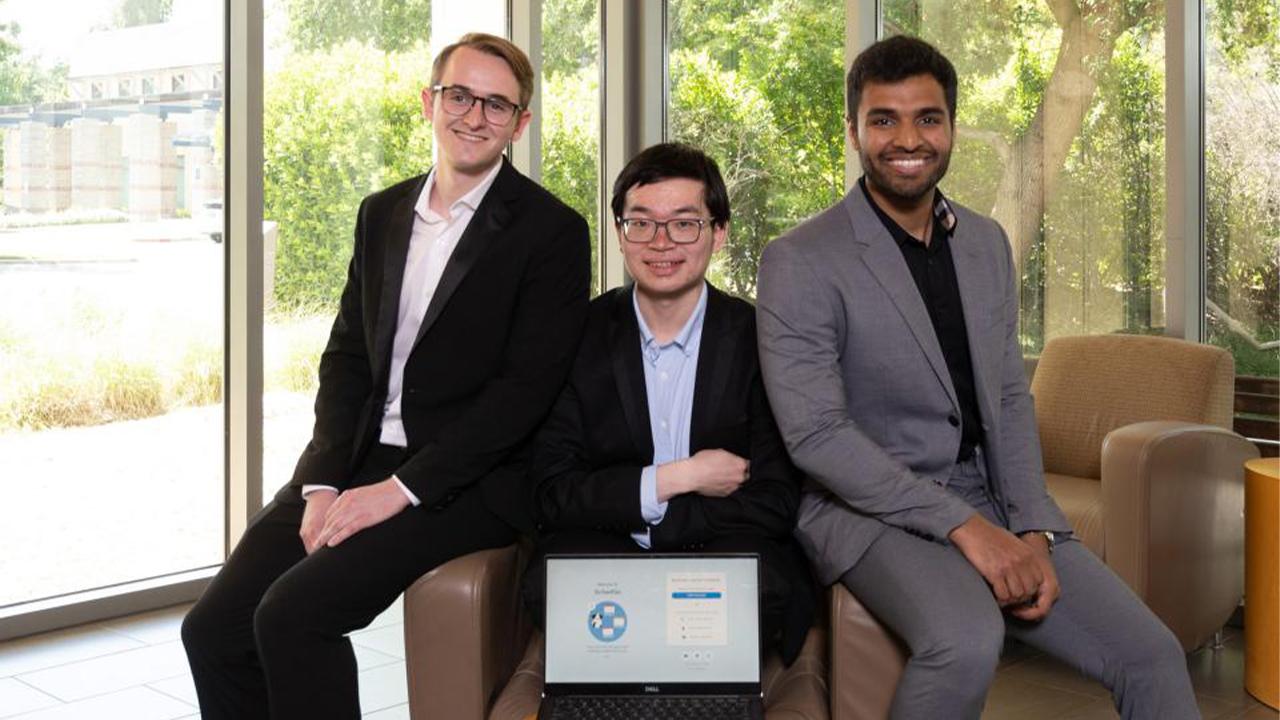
[432,85,523,126]
[616,217,712,244]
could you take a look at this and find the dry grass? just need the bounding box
[0,306,330,432]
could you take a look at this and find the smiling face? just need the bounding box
[422,46,531,178]
[618,177,726,303]
[850,73,954,206]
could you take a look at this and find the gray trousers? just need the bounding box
[840,449,1198,720]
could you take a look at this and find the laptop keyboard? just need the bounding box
[548,695,752,720]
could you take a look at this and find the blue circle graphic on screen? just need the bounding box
[587,601,627,642]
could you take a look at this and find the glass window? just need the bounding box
[261,0,440,502]
[541,0,601,295]
[666,0,846,300]
[118,78,132,97]
[883,1,1167,353]
[1204,0,1279,380]
[90,81,103,99]
[142,76,155,95]
[0,1,224,607]
[172,72,186,92]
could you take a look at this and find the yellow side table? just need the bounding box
[1245,456,1279,710]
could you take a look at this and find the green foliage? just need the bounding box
[1213,0,1280,78]
[668,0,844,298]
[541,67,600,293]
[542,0,598,77]
[670,49,781,298]
[264,43,432,309]
[285,0,431,54]
[0,17,64,105]
[113,0,172,28]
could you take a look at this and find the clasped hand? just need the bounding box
[299,479,411,554]
[657,448,750,501]
[948,514,1060,621]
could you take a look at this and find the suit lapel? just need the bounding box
[949,221,997,428]
[372,175,425,387]
[844,189,959,411]
[410,160,518,352]
[609,287,655,459]
[690,286,734,447]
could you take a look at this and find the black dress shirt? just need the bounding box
[860,178,982,460]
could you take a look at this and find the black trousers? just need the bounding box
[521,529,814,665]
[181,445,516,720]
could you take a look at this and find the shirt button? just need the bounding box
[947,415,960,427]
[660,371,669,381]
[660,420,668,429]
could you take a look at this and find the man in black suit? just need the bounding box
[524,143,813,663]
[181,33,590,719]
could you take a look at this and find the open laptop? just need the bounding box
[539,554,765,720]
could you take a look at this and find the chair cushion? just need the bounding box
[1044,473,1104,559]
[487,628,830,720]
[1032,334,1234,479]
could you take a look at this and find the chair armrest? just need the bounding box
[1102,420,1260,650]
[489,630,544,720]
[403,545,531,720]
[829,584,907,720]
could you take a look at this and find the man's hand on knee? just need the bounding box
[1008,533,1060,622]
[948,514,1043,608]
[314,479,412,549]
[300,489,339,554]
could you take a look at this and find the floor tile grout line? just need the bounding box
[9,644,193,707]
[0,634,161,680]
[143,678,198,709]
[8,675,63,703]
[0,677,65,720]
[3,682,196,711]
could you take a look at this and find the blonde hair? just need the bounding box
[430,32,534,108]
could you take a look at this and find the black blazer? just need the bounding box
[284,159,591,532]
[530,284,813,661]
[532,284,801,546]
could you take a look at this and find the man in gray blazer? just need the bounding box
[756,36,1196,719]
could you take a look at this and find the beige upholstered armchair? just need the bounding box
[401,334,1255,719]
[401,544,913,720]
[1029,334,1259,651]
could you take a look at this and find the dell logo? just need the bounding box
[643,685,660,693]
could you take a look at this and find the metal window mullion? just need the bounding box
[1164,0,1204,342]
[601,0,663,291]
[509,0,542,181]
[226,0,264,549]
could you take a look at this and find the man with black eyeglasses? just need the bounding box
[182,33,590,719]
[521,143,814,665]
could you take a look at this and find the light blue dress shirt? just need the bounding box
[631,283,708,548]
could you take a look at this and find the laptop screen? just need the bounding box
[543,555,760,687]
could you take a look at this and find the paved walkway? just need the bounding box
[1,392,314,607]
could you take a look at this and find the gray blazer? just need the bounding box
[756,187,1070,584]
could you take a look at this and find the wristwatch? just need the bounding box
[1023,530,1058,553]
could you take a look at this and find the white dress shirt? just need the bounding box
[302,161,503,505]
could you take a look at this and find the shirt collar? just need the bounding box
[859,176,958,246]
[633,281,709,359]
[414,159,504,223]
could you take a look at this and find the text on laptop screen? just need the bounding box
[544,556,760,685]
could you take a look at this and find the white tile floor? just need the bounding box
[0,598,408,719]
[1,599,1275,719]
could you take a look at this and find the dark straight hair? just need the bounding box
[845,35,958,123]
[610,142,731,228]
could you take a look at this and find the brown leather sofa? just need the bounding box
[403,544,910,720]
[1030,334,1259,651]
[402,334,1256,718]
